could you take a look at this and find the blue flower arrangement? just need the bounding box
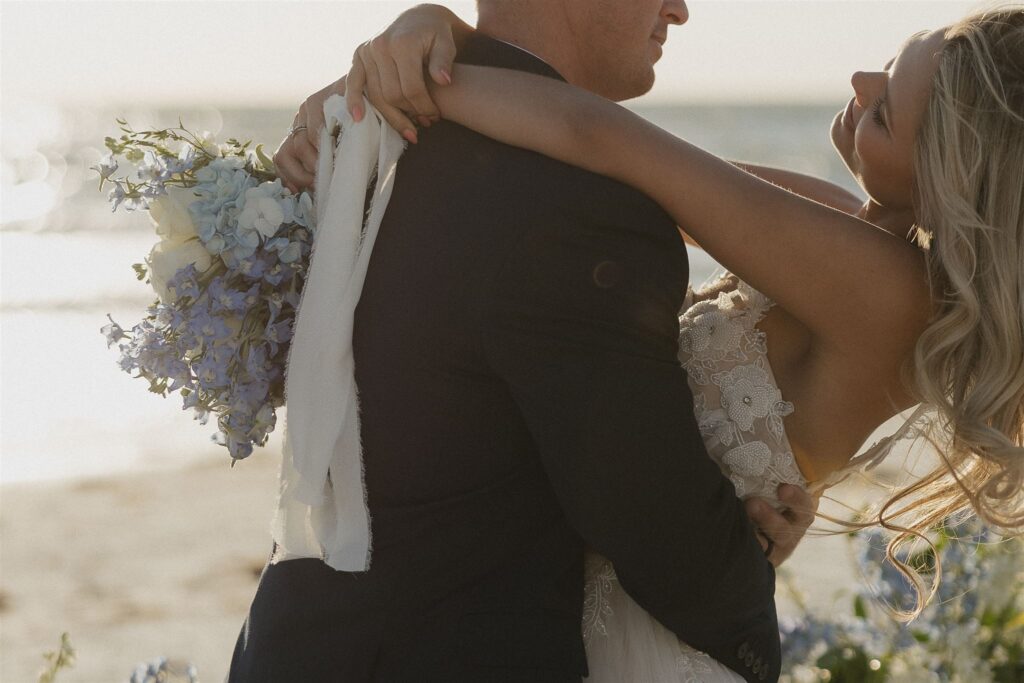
[96,119,316,461]
[780,514,1023,682]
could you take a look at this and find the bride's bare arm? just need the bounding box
[729,163,864,215]
[429,65,929,358]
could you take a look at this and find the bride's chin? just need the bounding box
[828,111,845,147]
[829,118,853,166]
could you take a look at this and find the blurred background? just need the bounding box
[1,1,984,681]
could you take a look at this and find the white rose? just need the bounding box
[149,185,199,241]
[146,237,212,303]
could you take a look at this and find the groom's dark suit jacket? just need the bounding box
[229,34,780,683]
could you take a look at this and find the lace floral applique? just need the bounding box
[713,359,794,440]
[583,555,617,642]
[676,641,716,682]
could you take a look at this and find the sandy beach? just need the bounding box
[0,444,877,683]
[1,453,280,683]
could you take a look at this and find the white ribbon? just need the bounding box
[269,94,406,572]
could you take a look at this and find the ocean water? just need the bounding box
[0,101,863,484]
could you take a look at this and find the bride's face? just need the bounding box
[830,28,947,212]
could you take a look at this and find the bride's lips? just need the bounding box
[842,97,857,132]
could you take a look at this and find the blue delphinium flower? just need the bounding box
[101,314,129,348]
[151,302,188,332]
[244,342,276,381]
[137,150,174,185]
[262,261,294,287]
[92,152,119,181]
[186,307,232,346]
[192,346,232,391]
[181,387,211,425]
[212,419,255,460]
[207,277,250,314]
[167,264,202,302]
[165,145,196,175]
[108,182,129,212]
[263,319,293,356]
[236,252,270,280]
[128,656,199,683]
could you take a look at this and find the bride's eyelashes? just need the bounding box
[871,96,888,129]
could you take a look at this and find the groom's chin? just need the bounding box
[602,68,657,103]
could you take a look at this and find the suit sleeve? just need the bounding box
[481,208,781,681]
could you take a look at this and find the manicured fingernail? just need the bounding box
[402,129,418,144]
[353,105,364,122]
[440,69,452,85]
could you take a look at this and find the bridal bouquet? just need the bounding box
[96,119,316,461]
[780,514,1023,683]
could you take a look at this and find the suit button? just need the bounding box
[759,669,768,681]
[744,652,755,667]
[737,642,749,658]
[754,656,763,672]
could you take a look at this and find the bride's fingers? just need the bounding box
[371,47,417,115]
[745,498,800,564]
[396,50,440,123]
[301,77,345,152]
[292,133,319,177]
[275,146,315,194]
[347,55,367,122]
[778,484,818,529]
[358,48,418,142]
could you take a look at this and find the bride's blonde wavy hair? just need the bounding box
[833,6,1024,621]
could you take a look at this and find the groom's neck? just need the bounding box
[475,2,589,90]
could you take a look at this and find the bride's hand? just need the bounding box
[745,485,819,567]
[274,4,470,194]
[345,3,472,137]
[274,76,347,195]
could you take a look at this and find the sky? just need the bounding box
[0,0,988,107]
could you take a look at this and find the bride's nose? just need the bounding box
[851,71,887,109]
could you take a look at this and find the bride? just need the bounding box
[277,5,1024,681]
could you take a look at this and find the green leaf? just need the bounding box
[132,263,148,281]
[255,144,276,174]
[854,595,867,619]
[36,632,75,683]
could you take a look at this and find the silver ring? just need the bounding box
[289,125,308,136]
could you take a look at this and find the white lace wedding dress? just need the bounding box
[582,271,834,683]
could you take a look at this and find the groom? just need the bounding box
[232,2,815,681]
